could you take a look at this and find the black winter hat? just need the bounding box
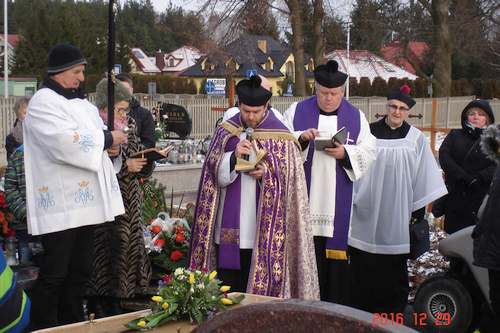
[236,75,272,107]
[387,85,416,109]
[47,43,87,74]
[314,60,348,88]
[461,99,495,126]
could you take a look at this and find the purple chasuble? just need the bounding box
[189,110,300,297]
[293,96,360,254]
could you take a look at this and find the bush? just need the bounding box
[371,77,388,97]
[358,77,372,96]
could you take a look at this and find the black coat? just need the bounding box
[128,98,156,149]
[473,125,500,271]
[439,101,496,234]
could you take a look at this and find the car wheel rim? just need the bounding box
[429,292,456,322]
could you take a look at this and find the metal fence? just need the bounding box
[2,94,500,148]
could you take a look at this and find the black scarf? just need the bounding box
[41,74,88,100]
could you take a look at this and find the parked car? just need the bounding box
[414,226,491,333]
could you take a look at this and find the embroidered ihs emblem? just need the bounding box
[37,186,55,210]
[73,132,95,152]
[75,180,94,204]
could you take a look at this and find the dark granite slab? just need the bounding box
[193,298,417,333]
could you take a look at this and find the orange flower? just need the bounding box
[152,226,162,234]
[175,233,185,243]
[154,238,165,248]
[150,218,155,225]
[152,200,158,207]
[171,250,183,261]
[176,226,184,233]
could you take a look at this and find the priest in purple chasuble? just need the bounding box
[188,75,320,300]
[282,60,377,304]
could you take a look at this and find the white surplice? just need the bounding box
[23,88,125,235]
[349,126,447,254]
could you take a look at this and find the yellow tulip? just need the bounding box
[162,302,169,309]
[209,270,217,280]
[220,286,230,292]
[137,321,146,327]
[151,296,163,302]
[221,298,233,305]
[189,273,195,284]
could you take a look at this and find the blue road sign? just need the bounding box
[205,81,215,94]
[247,70,257,79]
[283,84,293,97]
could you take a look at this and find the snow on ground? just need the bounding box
[408,220,449,302]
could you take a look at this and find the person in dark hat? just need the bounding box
[282,60,376,305]
[439,99,496,235]
[188,75,320,300]
[348,85,447,314]
[23,43,128,329]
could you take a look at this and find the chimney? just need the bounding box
[155,50,165,71]
[258,40,266,53]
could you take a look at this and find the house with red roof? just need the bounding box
[381,41,429,75]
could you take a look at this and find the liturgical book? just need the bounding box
[235,150,268,172]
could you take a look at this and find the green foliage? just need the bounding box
[358,77,372,96]
[348,77,358,97]
[482,79,499,99]
[349,0,388,54]
[279,77,294,96]
[371,77,388,97]
[158,4,206,50]
[470,78,483,97]
[84,74,102,94]
[124,268,245,329]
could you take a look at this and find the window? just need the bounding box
[286,61,293,78]
[169,58,175,67]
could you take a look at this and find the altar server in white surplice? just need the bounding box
[23,43,127,330]
[348,86,447,314]
[282,60,376,305]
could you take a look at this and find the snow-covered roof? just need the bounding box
[131,48,160,74]
[325,50,418,83]
[161,46,202,74]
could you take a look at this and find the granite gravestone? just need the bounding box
[159,103,192,139]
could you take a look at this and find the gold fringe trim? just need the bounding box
[326,249,348,260]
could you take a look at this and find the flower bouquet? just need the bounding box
[144,212,191,274]
[140,178,194,275]
[124,267,245,329]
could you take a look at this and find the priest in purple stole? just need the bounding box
[188,75,319,300]
[283,60,376,304]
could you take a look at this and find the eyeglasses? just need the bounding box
[114,107,130,115]
[387,104,410,112]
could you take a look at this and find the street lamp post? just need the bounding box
[346,22,351,100]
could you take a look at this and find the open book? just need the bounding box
[235,150,268,172]
[130,146,174,163]
[314,127,347,151]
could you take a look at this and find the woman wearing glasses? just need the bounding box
[439,100,495,235]
[86,78,154,318]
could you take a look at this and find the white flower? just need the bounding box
[174,267,184,276]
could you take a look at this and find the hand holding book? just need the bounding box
[130,146,174,163]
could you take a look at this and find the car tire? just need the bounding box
[414,274,473,333]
